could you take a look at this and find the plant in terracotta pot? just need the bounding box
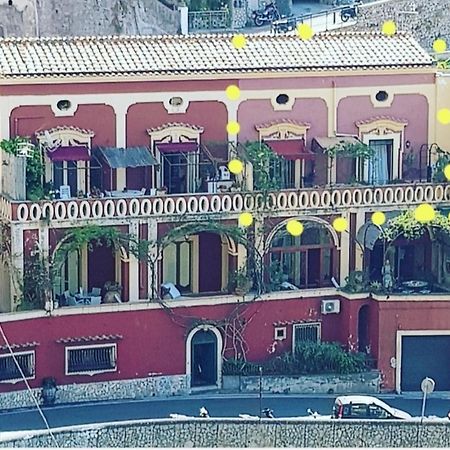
[228,267,252,295]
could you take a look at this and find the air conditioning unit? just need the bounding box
[321,299,340,315]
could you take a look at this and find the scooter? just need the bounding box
[252,2,281,27]
[340,1,361,22]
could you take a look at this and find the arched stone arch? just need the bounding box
[266,216,340,250]
[186,324,223,389]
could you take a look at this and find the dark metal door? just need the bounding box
[401,335,450,391]
[191,330,217,387]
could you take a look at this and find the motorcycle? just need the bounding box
[340,0,361,22]
[252,2,281,27]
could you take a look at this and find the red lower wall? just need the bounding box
[0,295,369,392]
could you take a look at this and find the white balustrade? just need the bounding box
[6,183,450,223]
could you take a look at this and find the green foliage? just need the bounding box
[267,260,286,291]
[17,256,52,311]
[243,141,282,192]
[380,210,450,242]
[325,140,374,160]
[223,342,369,376]
[342,270,369,293]
[0,137,44,201]
[187,0,229,10]
[432,147,450,182]
[228,266,252,294]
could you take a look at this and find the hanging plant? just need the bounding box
[325,140,374,160]
[432,146,450,182]
[380,210,450,242]
[243,141,282,192]
[0,137,44,200]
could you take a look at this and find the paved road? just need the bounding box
[1,394,449,432]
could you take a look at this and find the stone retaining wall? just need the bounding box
[1,418,449,447]
[353,0,450,50]
[0,374,189,410]
[223,371,381,394]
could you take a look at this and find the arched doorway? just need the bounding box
[358,305,370,353]
[186,326,222,388]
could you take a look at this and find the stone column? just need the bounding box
[9,224,23,311]
[128,220,140,301]
[115,104,128,191]
[339,212,350,285]
[147,218,159,300]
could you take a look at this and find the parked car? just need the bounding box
[333,396,412,420]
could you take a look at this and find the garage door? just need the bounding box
[401,335,450,391]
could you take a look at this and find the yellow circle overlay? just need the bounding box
[286,220,304,237]
[226,85,241,101]
[433,39,447,53]
[444,164,450,181]
[414,204,436,223]
[296,23,314,40]
[228,159,244,174]
[382,20,397,36]
[232,34,247,49]
[227,121,240,135]
[437,108,450,125]
[371,211,386,227]
[333,217,348,232]
[239,212,253,227]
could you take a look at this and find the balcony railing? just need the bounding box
[3,183,450,224]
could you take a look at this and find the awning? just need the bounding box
[313,136,362,152]
[265,139,314,160]
[156,142,198,153]
[95,147,158,168]
[356,211,401,250]
[47,145,90,161]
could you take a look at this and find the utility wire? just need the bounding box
[0,322,59,447]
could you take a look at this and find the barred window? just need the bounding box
[293,322,321,351]
[0,351,35,382]
[66,344,117,375]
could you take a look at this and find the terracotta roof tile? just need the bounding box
[0,32,433,79]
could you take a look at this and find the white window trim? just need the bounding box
[51,98,79,117]
[370,91,394,108]
[271,93,295,111]
[65,343,117,376]
[359,132,402,181]
[0,350,35,384]
[163,96,189,114]
[292,322,322,350]
[274,326,287,341]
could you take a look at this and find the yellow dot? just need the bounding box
[239,212,253,227]
[333,217,348,232]
[433,38,447,53]
[296,23,314,40]
[371,211,386,227]
[286,220,304,237]
[437,108,450,125]
[226,85,241,101]
[227,121,240,135]
[382,20,397,36]
[228,159,244,174]
[232,34,247,49]
[444,164,450,181]
[414,204,435,223]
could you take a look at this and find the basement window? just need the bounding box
[293,322,321,351]
[65,344,117,376]
[0,351,35,383]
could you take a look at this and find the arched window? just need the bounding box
[269,222,337,288]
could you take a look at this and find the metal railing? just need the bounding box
[188,10,230,30]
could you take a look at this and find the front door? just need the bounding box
[191,330,217,387]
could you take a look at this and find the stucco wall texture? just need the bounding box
[1,418,449,448]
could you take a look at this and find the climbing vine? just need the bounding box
[324,140,374,160]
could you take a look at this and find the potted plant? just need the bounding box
[228,267,252,295]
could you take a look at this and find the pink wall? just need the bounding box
[0,295,360,392]
[237,98,328,147]
[126,101,228,147]
[10,105,116,147]
[337,94,429,148]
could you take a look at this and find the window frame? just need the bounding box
[65,343,117,376]
[0,350,35,384]
[292,322,322,352]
